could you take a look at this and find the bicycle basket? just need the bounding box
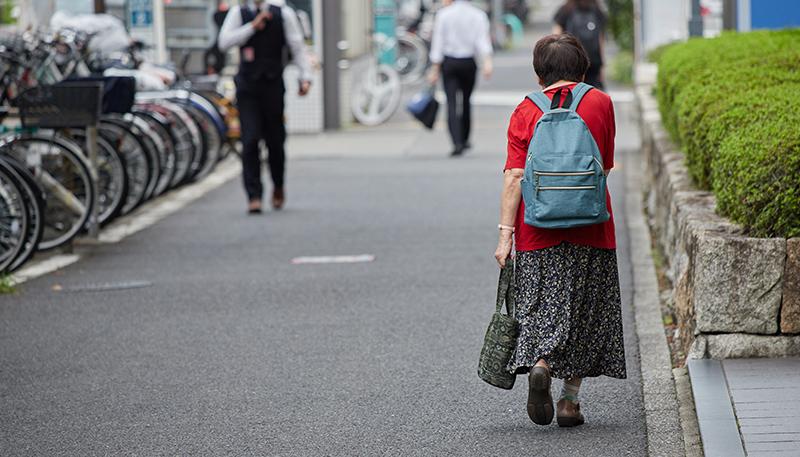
[18,82,103,129]
[64,76,136,114]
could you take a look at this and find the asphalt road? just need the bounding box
[1,47,647,456]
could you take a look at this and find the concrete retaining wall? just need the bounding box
[634,64,800,359]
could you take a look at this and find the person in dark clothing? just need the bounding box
[427,0,493,157]
[218,0,312,213]
[553,0,607,89]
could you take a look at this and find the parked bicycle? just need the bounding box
[351,33,403,126]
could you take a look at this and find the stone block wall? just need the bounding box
[635,65,800,358]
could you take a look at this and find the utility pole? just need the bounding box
[722,0,737,30]
[491,0,504,47]
[688,0,704,37]
[321,0,341,130]
[94,0,106,13]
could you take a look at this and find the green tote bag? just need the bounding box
[478,259,519,390]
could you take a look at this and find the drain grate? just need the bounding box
[62,280,153,292]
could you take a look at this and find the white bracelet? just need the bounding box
[498,224,515,232]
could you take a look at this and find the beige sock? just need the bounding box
[560,380,581,402]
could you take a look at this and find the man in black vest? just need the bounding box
[219,0,312,213]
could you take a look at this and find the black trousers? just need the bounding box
[236,76,286,201]
[585,64,605,90]
[441,57,477,148]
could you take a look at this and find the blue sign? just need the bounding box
[751,0,800,29]
[129,0,153,28]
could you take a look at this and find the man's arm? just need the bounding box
[426,11,445,84]
[281,6,313,84]
[218,6,255,51]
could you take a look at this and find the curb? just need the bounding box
[686,360,746,457]
[623,145,685,456]
[673,367,704,457]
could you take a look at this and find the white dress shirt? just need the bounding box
[429,0,493,64]
[218,1,312,82]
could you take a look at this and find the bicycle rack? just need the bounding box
[18,82,104,240]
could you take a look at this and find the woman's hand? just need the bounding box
[494,231,513,268]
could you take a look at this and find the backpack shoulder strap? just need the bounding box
[567,82,594,111]
[525,91,551,114]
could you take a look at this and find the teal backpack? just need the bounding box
[520,83,609,229]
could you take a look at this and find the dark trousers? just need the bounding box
[441,57,477,148]
[236,76,286,201]
[585,64,605,90]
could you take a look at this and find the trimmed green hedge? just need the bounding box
[656,30,800,238]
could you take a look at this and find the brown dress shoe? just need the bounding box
[527,366,554,425]
[556,398,585,427]
[248,199,262,214]
[271,188,285,210]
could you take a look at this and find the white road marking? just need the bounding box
[291,254,376,265]
[10,254,81,285]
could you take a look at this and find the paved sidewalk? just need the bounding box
[689,358,800,457]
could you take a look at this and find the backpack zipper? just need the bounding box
[533,171,594,177]
[538,185,597,190]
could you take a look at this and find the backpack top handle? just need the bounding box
[549,87,574,110]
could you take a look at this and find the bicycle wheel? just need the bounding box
[395,33,429,84]
[165,102,204,182]
[177,101,219,180]
[190,91,228,142]
[98,120,151,216]
[66,129,128,225]
[131,112,177,195]
[0,155,45,272]
[104,117,160,203]
[0,158,30,273]
[135,102,199,186]
[351,63,402,126]
[3,134,94,251]
[113,114,168,200]
[197,90,239,147]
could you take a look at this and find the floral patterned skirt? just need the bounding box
[507,242,627,379]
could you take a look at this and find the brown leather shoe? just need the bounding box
[556,398,585,427]
[247,199,262,214]
[527,366,554,425]
[271,188,285,210]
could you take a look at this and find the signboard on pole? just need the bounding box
[373,0,396,65]
[129,0,153,28]
[127,0,167,63]
[55,0,94,15]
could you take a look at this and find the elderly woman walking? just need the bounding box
[493,34,626,427]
